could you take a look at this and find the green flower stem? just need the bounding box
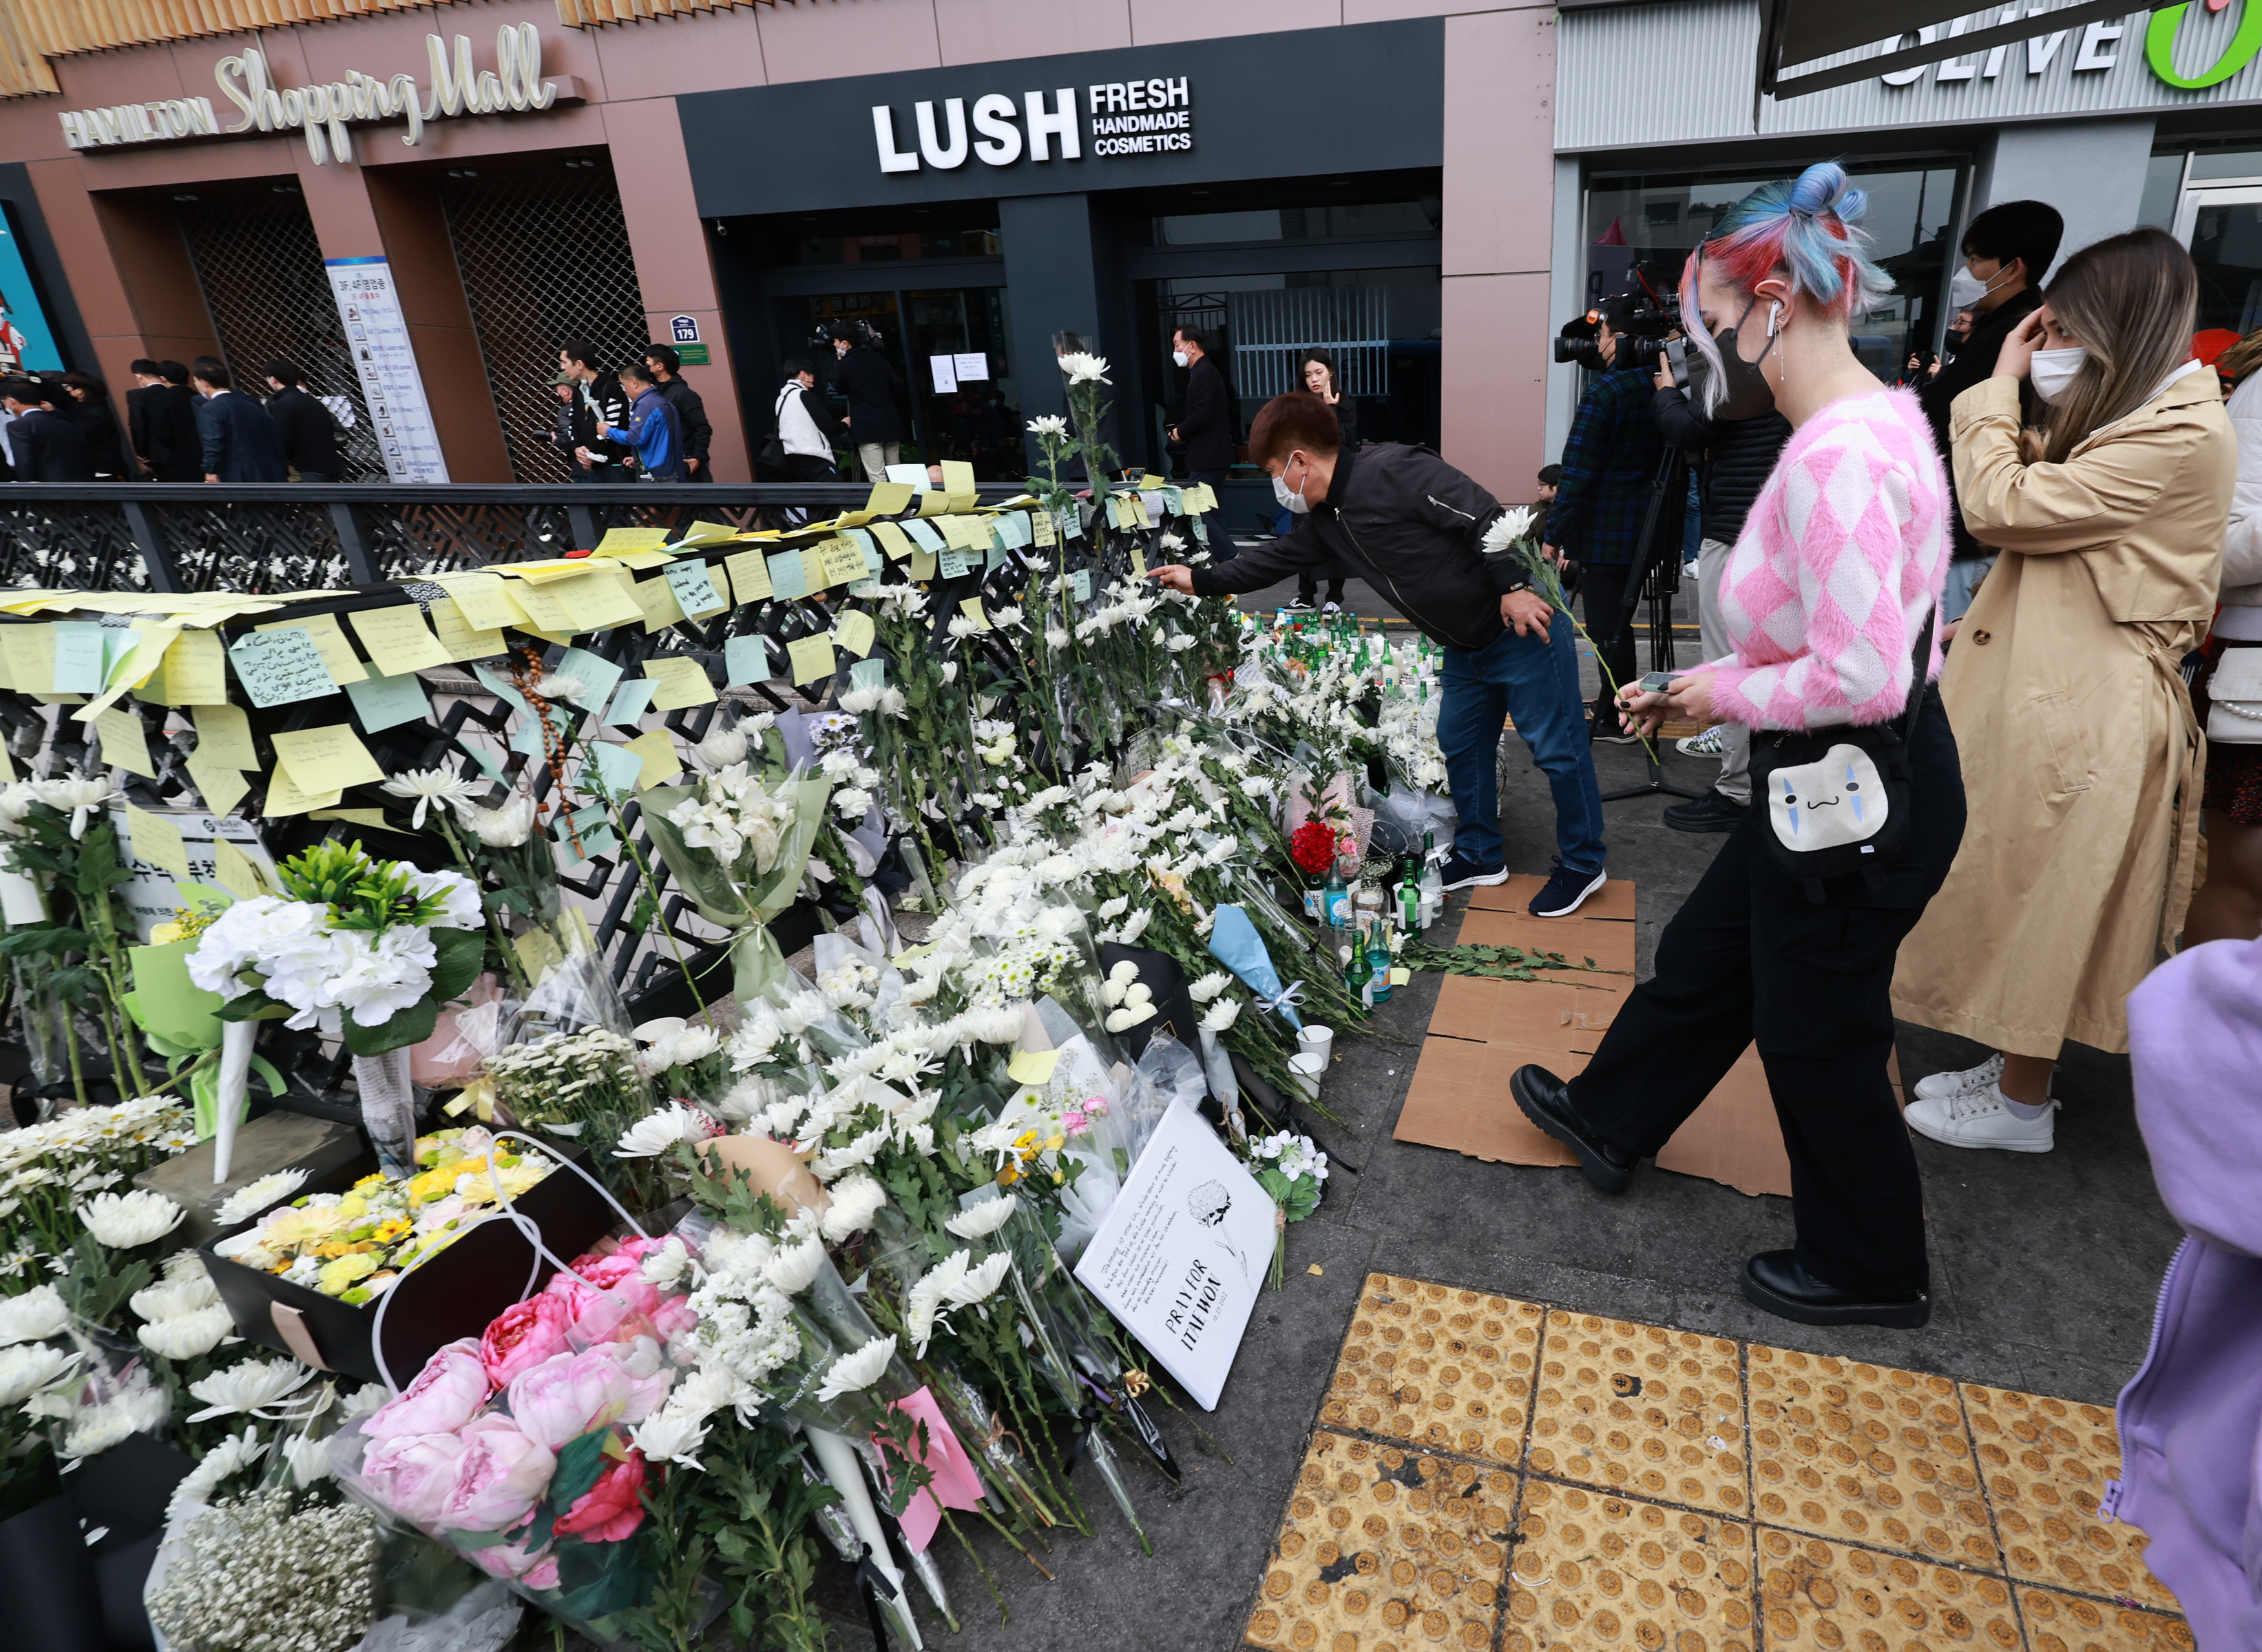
[433,815,530,993]
[594,785,708,1016]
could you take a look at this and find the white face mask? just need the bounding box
[1172,350,1189,368]
[1948,261,2013,310]
[1273,463,1310,514]
[2029,345,2088,404]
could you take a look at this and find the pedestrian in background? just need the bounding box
[261,360,344,481]
[129,360,201,482]
[2187,326,2262,945]
[644,344,713,481]
[1168,325,1234,561]
[1895,227,2233,1155]
[774,358,845,481]
[1544,295,1669,742]
[1513,164,1960,1330]
[558,342,631,483]
[545,371,578,470]
[1921,200,2064,623]
[58,372,127,480]
[1649,327,1794,834]
[1292,348,1357,611]
[828,322,906,483]
[603,359,685,482]
[190,357,286,483]
[1,377,93,480]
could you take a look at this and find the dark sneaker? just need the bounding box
[1741,1251,1930,1329]
[1509,1065,1635,1194]
[1663,788,1746,834]
[1438,850,1508,892]
[1589,714,1641,746]
[1529,862,1606,917]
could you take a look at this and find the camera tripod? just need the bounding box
[1595,443,1704,806]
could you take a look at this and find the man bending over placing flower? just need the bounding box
[1149,391,1611,917]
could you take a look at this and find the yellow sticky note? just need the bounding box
[1006,1048,1060,1085]
[186,752,249,818]
[161,629,229,704]
[255,613,368,684]
[938,515,985,552]
[192,703,260,771]
[348,605,450,676]
[94,706,155,777]
[108,625,180,695]
[430,600,504,663]
[264,761,342,819]
[916,488,948,519]
[787,634,836,686]
[939,459,978,507]
[1032,510,1057,548]
[504,579,577,633]
[549,568,645,631]
[870,521,916,562]
[125,804,191,879]
[629,575,686,634]
[643,655,716,711]
[212,837,265,899]
[800,547,832,596]
[269,724,384,792]
[433,573,525,633]
[621,729,682,791]
[835,611,877,658]
[1390,968,1411,987]
[817,537,869,587]
[3,625,55,694]
[595,527,672,556]
[1131,543,1149,577]
[864,482,914,516]
[308,808,413,836]
[725,550,773,605]
[675,519,738,547]
[959,598,992,632]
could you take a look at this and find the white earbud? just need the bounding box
[1766,301,1783,337]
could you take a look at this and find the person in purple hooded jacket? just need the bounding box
[2119,935,2262,1649]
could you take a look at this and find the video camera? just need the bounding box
[1553,261,1685,377]
[813,319,884,351]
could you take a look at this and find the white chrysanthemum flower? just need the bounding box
[947,615,979,641]
[1058,352,1111,386]
[130,1273,221,1324]
[213,1169,309,1228]
[613,1103,720,1158]
[31,773,127,840]
[1187,971,1234,1004]
[832,786,873,819]
[0,1284,70,1346]
[1201,996,1242,1032]
[78,1189,185,1249]
[816,1334,897,1403]
[168,1426,267,1519]
[763,1235,825,1295]
[631,1408,709,1472]
[944,1194,1018,1240]
[818,1173,887,1243]
[1483,505,1538,552]
[138,1304,234,1361]
[948,1251,1012,1308]
[469,795,536,848]
[698,724,748,768]
[639,1237,694,1288]
[1026,414,1069,437]
[0,1341,81,1405]
[281,1428,335,1488]
[185,1356,315,1423]
[378,768,479,830]
[1097,897,1130,922]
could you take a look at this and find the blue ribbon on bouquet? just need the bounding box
[1207,904,1302,1032]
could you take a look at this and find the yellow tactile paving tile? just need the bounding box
[2017,1585,2197,1652]
[1745,1344,2001,1571]
[1503,1480,1759,1652]
[1320,1274,1545,1462]
[1527,1312,1750,1516]
[1755,1529,2024,1651]
[1244,1428,1515,1652]
[1962,1386,2177,1611]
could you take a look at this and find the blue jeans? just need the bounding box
[1437,613,1607,875]
[1942,555,1994,621]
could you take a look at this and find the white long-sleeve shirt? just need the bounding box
[775,382,833,460]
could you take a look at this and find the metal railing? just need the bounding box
[0,481,1034,594]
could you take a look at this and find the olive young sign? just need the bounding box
[59,23,583,164]
[1875,1,2262,92]
[871,78,1193,174]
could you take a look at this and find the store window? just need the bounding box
[1582,163,1961,381]
[767,208,1003,268]
[1142,200,1436,247]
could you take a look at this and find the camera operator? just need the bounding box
[1650,337,1792,833]
[1546,295,1668,741]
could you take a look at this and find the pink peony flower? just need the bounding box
[438,1414,556,1533]
[545,1250,663,1331]
[365,1339,492,1442]
[505,1340,674,1452]
[468,1536,563,1593]
[362,1430,469,1525]
[551,1447,648,1544]
[479,1293,572,1388]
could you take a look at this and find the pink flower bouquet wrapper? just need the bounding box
[881,1385,987,1554]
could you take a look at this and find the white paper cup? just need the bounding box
[1297,1024,1334,1065]
[1289,1051,1326,1101]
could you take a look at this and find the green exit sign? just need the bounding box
[675,344,711,366]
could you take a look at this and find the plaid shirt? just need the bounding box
[1549,366,1667,567]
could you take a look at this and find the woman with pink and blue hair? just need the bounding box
[1511,163,1964,1330]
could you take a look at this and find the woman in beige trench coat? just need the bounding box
[1892,228,2234,1153]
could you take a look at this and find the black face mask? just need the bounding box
[1704,295,1777,421]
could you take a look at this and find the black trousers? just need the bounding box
[1578,563,1642,722]
[1566,689,1965,1296]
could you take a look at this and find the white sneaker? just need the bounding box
[1912,1053,2003,1103]
[1675,726,1726,757]
[1905,1083,2057,1153]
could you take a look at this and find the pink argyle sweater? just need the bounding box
[1708,386,1951,731]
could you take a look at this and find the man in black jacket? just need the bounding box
[190,358,286,483]
[1919,199,2062,620]
[129,360,202,481]
[827,323,906,483]
[262,359,345,481]
[558,341,631,482]
[1151,392,1609,919]
[1,379,93,481]
[644,345,713,481]
[1649,351,1792,834]
[1168,325,1235,561]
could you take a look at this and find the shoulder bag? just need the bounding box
[1747,607,1936,902]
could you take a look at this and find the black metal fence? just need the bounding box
[0,481,1032,594]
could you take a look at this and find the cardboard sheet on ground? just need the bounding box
[1390,875,1792,1198]
[1072,1100,1275,1411]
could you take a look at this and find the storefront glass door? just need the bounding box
[2176,186,2262,335]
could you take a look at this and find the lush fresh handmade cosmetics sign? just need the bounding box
[1074,1101,1275,1410]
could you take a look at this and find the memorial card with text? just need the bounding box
[1073,1101,1276,1410]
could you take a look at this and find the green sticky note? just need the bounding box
[52,623,107,694]
[767,550,809,600]
[554,647,625,711]
[849,658,887,691]
[664,560,725,619]
[846,529,884,575]
[472,662,530,715]
[587,740,645,798]
[724,634,769,687]
[1071,569,1093,603]
[343,670,430,734]
[604,680,655,726]
[903,519,946,554]
[550,803,616,866]
[470,745,505,781]
[227,627,338,708]
[939,545,972,579]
